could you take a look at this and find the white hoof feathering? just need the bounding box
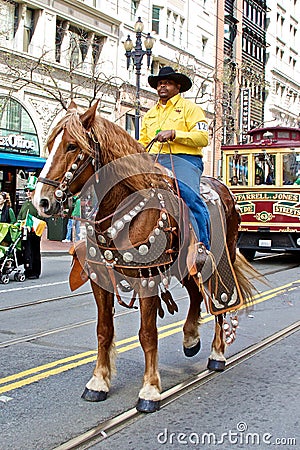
[139,383,161,401]
[86,375,109,393]
[209,348,226,362]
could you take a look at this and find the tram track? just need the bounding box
[1,277,299,350]
[53,320,300,450]
[0,260,298,313]
[1,278,299,395]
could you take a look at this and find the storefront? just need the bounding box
[0,97,46,213]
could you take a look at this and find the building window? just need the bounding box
[92,35,105,65]
[152,6,160,34]
[166,10,171,38]
[172,14,177,41]
[68,26,89,69]
[0,0,16,42]
[179,17,184,46]
[23,8,35,52]
[55,19,67,63]
[131,0,139,21]
[202,36,208,55]
[125,113,135,137]
[0,97,39,156]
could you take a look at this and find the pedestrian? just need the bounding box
[0,192,16,223]
[139,66,210,248]
[62,196,81,243]
[17,176,43,279]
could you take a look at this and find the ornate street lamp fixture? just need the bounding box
[124,17,154,139]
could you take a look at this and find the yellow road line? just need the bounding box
[0,279,299,394]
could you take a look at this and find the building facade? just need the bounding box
[264,0,300,128]
[0,0,299,209]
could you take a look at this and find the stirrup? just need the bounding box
[194,242,210,272]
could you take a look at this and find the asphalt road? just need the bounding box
[1,253,299,450]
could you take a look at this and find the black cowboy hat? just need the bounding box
[148,66,192,93]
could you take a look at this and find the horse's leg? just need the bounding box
[207,314,226,371]
[182,276,202,357]
[136,294,161,413]
[82,283,115,402]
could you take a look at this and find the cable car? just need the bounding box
[222,127,300,260]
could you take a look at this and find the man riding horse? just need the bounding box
[139,66,211,250]
[34,95,258,413]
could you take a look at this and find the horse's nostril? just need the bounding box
[40,198,49,210]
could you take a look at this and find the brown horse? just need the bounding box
[34,101,256,413]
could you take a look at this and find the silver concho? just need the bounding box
[221,292,228,302]
[162,212,167,220]
[148,279,155,289]
[104,250,113,260]
[89,246,97,257]
[107,227,117,239]
[123,214,131,223]
[115,220,124,231]
[158,220,164,228]
[123,252,134,262]
[154,228,160,236]
[65,171,73,180]
[149,235,155,244]
[98,234,106,244]
[90,272,97,281]
[87,225,94,236]
[141,279,148,288]
[138,244,149,255]
[71,163,78,170]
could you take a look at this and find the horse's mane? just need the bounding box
[48,108,166,193]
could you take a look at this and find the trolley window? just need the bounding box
[283,152,300,185]
[228,155,248,186]
[254,153,275,185]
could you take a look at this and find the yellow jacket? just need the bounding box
[139,93,209,156]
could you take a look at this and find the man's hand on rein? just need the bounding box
[155,130,176,142]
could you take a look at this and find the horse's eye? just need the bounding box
[67,144,77,152]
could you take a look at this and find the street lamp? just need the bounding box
[124,17,154,139]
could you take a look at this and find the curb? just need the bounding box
[41,251,71,257]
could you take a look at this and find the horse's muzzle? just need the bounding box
[39,197,61,217]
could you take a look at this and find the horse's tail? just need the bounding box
[233,250,267,306]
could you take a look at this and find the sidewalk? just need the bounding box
[41,228,72,256]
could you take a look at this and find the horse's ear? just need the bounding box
[80,100,100,131]
[68,100,78,111]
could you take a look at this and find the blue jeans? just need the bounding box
[66,218,80,241]
[157,154,210,248]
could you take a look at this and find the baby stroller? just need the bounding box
[0,222,25,284]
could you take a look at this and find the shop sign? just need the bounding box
[0,132,38,155]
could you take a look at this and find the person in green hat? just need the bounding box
[17,175,42,279]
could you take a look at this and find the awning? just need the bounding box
[0,152,47,169]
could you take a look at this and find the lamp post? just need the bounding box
[124,17,154,139]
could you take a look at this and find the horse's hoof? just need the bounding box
[136,398,160,413]
[183,340,201,357]
[81,387,107,402]
[207,359,225,372]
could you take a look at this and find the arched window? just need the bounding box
[0,97,40,156]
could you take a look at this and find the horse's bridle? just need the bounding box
[38,130,101,209]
